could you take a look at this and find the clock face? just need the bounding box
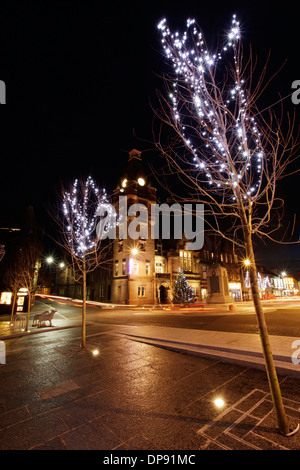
[138,177,145,186]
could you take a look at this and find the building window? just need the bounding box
[118,241,123,252]
[234,254,238,264]
[122,259,126,276]
[99,284,104,298]
[180,250,192,272]
[138,286,145,297]
[155,261,164,273]
[133,262,139,275]
[146,262,150,275]
[115,261,119,276]
[139,240,146,251]
[220,253,223,262]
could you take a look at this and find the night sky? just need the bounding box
[0,0,299,273]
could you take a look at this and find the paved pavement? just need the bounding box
[0,307,300,451]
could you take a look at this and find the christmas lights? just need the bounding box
[172,269,195,304]
[244,271,271,290]
[157,14,265,202]
[62,176,116,258]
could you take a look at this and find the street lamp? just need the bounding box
[281,272,287,296]
[243,259,251,266]
[46,256,54,264]
[131,248,138,256]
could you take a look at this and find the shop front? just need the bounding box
[228,282,242,301]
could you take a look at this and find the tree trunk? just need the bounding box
[82,258,86,348]
[243,230,290,435]
[10,291,17,324]
[25,294,31,332]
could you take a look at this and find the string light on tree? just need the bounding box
[62,176,116,259]
[172,269,195,304]
[157,12,300,438]
[157,14,265,201]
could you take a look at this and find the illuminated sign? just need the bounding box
[0,292,12,305]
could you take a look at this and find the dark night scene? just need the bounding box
[0,0,299,456]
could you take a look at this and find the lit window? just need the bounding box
[155,262,164,273]
[138,286,145,297]
[146,263,150,275]
[122,259,126,276]
[115,261,119,276]
[133,262,139,275]
[179,250,192,272]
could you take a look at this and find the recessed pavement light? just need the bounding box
[214,398,225,408]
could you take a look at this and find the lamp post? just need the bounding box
[44,256,66,294]
[281,272,287,297]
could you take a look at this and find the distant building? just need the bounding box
[47,148,299,305]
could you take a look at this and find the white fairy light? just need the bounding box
[62,177,116,258]
[157,14,265,200]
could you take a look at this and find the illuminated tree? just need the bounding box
[155,15,299,435]
[172,269,195,304]
[54,176,116,348]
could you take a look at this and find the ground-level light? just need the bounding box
[214,398,225,408]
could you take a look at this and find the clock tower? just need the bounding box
[111,149,157,305]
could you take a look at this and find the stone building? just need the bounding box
[110,149,242,305]
[48,148,245,305]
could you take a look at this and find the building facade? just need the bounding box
[44,149,299,305]
[110,149,242,305]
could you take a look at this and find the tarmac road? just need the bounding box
[36,296,300,337]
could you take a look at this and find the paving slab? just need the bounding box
[0,330,299,451]
[111,325,300,378]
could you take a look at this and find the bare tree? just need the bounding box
[52,176,116,348]
[4,257,23,324]
[155,16,299,435]
[17,241,42,331]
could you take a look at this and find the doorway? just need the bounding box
[159,284,169,304]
